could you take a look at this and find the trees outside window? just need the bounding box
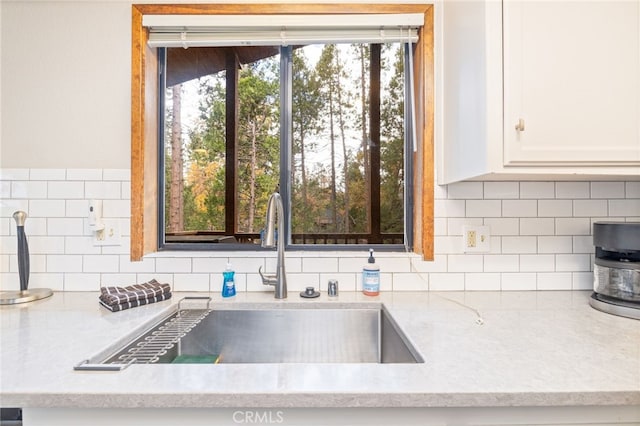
[161,43,410,248]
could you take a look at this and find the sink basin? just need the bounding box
[88,305,423,368]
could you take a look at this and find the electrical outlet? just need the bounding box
[462,225,490,253]
[93,219,121,246]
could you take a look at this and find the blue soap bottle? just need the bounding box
[222,263,236,298]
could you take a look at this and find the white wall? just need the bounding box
[0,1,131,168]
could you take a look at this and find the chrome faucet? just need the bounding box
[258,192,287,299]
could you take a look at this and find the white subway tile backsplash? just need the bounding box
[521,182,555,199]
[319,273,357,292]
[519,218,554,236]
[429,273,464,291]
[538,200,572,217]
[119,255,156,273]
[8,254,46,273]
[520,254,555,272]
[0,219,9,237]
[572,272,593,290]
[29,273,64,291]
[155,257,191,273]
[67,169,103,181]
[85,181,121,200]
[121,182,131,200]
[64,273,101,291]
[137,273,174,286]
[302,257,338,273]
[448,254,483,272]
[229,257,265,273]
[502,200,537,217]
[48,218,84,236]
[29,200,66,217]
[103,169,131,181]
[0,169,29,180]
[447,218,483,235]
[392,273,429,291]
[537,272,572,290]
[433,183,448,200]
[0,181,10,200]
[65,200,90,218]
[609,199,640,217]
[483,182,519,199]
[555,218,591,236]
[572,200,607,217]
[47,255,83,273]
[538,236,573,254]
[466,200,501,217]
[434,218,448,235]
[23,218,47,236]
[0,199,29,218]
[11,181,47,199]
[502,236,537,254]
[64,236,100,254]
[465,273,500,290]
[591,182,625,199]
[435,199,465,218]
[84,254,119,273]
[434,236,462,254]
[501,272,537,291]
[484,218,519,235]
[447,181,483,199]
[1,168,638,293]
[556,182,590,199]
[0,254,9,273]
[29,169,66,180]
[409,255,448,273]
[555,254,590,272]
[99,273,138,287]
[484,255,519,272]
[573,236,594,254]
[28,236,65,254]
[0,273,19,290]
[173,273,210,292]
[192,257,229,273]
[48,181,84,199]
[626,182,640,198]
[2,233,19,251]
[377,256,411,273]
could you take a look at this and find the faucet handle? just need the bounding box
[258,266,278,287]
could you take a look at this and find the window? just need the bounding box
[160,42,413,249]
[131,4,434,260]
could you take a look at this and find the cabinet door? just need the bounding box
[503,0,640,166]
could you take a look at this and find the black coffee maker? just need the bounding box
[589,221,640,320]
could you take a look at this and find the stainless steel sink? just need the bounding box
[77,304,423,370]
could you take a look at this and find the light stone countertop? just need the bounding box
[0,290,638,408]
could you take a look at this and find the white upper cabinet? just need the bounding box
[438,0,640,184]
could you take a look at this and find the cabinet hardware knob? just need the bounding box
[515,118,525,132]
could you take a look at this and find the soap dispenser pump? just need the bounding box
[362,248,380,296]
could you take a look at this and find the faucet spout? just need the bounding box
[260,192,287,299]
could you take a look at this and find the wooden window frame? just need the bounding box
[131,3,434,261]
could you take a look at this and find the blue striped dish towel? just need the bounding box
[99,279,172,312]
